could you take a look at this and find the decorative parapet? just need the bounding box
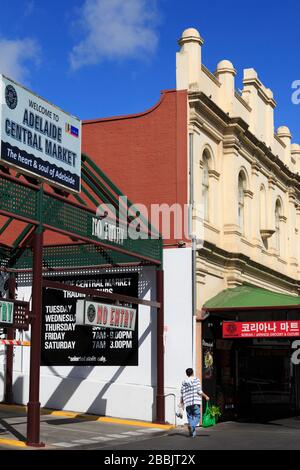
[234,91,252,112]
[178,27,300,170]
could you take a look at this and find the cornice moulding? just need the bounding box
[189,91,300,193]
[199,241,300,292]
[203,221,220,234]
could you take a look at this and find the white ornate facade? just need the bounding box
[176,28,300,309]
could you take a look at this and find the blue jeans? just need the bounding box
[186,404,201,435]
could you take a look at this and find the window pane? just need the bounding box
[238,174,245,233]
[202,157,209,220]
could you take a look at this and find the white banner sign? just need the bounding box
[0,75,81,192]
[76,300,136,331]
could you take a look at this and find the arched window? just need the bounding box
[260,185,267,248]
[275,199,282,253]
[202,150,210,221]
[238,171,246,233]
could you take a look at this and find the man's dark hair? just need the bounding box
[186,368,194,377]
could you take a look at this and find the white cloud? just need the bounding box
[0,37,40,83]
[70,0,159,70]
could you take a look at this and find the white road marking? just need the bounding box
[39,423,101,434]
[48,430,164,448]
[136,428,163,433]
[53,442,78,448]
[73,439,95,444]
[90,436,111,441]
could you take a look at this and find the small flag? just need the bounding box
[65,123,79,138]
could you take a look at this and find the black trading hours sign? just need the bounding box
[41,273,138,366]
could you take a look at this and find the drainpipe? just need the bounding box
[156,268,165,423]
[189,132,197,368]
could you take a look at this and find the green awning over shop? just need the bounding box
[203,285,300,309]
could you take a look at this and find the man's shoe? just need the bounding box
[188,425,192,436]
[192,429,196,438]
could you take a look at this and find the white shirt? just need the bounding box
[181,377,202,407]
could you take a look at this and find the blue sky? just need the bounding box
[1,0,300,141]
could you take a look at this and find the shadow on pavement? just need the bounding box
[236,415,300,428]
[169,432,211,438]
[0,417,26,442]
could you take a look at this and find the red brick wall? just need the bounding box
[82,89,188,244]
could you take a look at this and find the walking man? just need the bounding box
[180,368,209,438]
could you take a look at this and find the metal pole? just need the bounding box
[156,269,165,424]
[189,132,197,368]
[4,274,16,403]
[26,228,45,447]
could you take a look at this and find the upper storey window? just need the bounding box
[238,171,246,234]
[260,185,268,249]
[275,199,282,254]
[202,150,210,221]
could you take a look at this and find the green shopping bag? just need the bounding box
[202,404,216,428]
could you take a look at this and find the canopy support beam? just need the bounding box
[42,280,161,309]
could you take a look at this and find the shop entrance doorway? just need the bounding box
[236,339,294,421]
[203,315,300,422]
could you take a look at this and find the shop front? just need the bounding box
[202,285,300,422]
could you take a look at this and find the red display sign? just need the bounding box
[223,321,300,338]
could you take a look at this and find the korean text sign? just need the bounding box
[223,320,300,338]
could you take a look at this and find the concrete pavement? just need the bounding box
[104,417,300,450]
[1,404,300,450]
[0,404,173,450]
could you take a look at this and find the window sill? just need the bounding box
[203,221,220,234]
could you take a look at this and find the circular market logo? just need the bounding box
[87,304,96,323]
[226,323,237,335]
[5,85,18,110]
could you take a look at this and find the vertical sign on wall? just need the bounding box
[41,273,138,366]
[203,339,214,380]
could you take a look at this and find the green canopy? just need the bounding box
[203,285,300,309]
